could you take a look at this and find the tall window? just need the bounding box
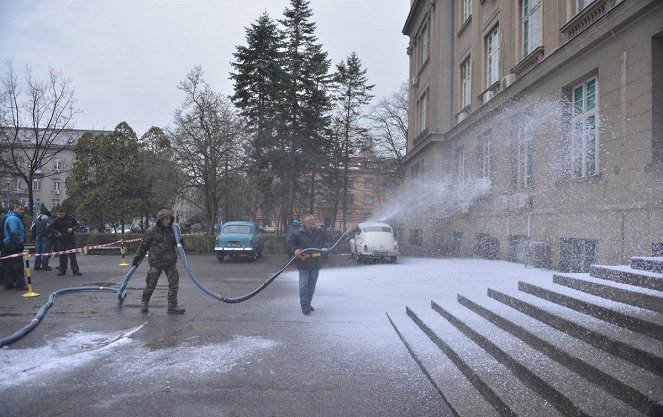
[460,58,472,109]
[364,178,375,189]
[522,0,542,56]
[456,146,465,188]
[52,179,61,193]
[461,0,471,24]
[417,89,428,134]
[53,159,63,172]
[479,132,491,179]
[51,199,59,208]
[486,27,500,86]
[364,195,374,206]
[411,159,426,179]
[33,178,41,191]
[33,199,41,213]
[419,22,429,65]
[571,77,598,178]
[515,125,531,189]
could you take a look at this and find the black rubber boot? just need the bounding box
[167,306,185,314]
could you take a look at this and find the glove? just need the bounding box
[131,256,141,267]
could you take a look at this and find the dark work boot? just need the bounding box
[140,300,149,313]
[167,306,185,314]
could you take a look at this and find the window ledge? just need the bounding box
[457,15,472,37]
[413,128,430,145]
[511,46,544,78]
[560,0,623,39]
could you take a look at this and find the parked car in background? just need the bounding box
[215,221,264,262]
[349,222,398,263]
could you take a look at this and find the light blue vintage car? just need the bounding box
[215,221,264,263]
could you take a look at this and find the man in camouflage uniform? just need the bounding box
[132,209,185,314]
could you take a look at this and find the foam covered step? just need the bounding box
[386,311,501,417]
[432,300,646,417]
[487,287,663,376]
[590,265,663,291]
[518,280,663,340]
[406,305,565,417]
[631,257,663,274]
[553,273,663,313]
[457,293,663,416]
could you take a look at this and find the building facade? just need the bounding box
[1,128,110,213]
[401,0,663,270]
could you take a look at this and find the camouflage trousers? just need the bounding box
[141,264,180,308]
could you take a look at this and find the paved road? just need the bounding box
[0,253,452,417]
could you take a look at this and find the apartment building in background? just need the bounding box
[0,128,110,213]
[401,0,663,271]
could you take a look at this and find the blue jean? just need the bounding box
[298,269,319,307]
[34,235,51,268]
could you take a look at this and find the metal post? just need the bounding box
[119,239,129,266]
[22,250,40,298]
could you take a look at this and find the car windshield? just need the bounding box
[223,225,252,234]
[362,226,392,233]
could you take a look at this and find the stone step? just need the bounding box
[432,300,646,417]
[590,265,663,291]
[631,257,663,273]
[487,287,663,376]
[385,312,501,417]
[518,280,663,341]
[553,273,663,313]
[404,306,564,417]
[457,293,663,416]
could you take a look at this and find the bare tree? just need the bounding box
[0,60,79,215]
[171,67,247,233]
[369,82,408,177]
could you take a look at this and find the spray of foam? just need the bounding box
[372,92,608,225]
[374,177,491,223]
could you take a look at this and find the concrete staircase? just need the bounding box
[388,256,663,417]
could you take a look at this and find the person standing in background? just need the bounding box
[47,208,82,276]
[32,209,53,271]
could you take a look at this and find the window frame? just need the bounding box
[570,76,599,179]
[460,57,472,109]
[522,0,542,57]
[515,125,532,189]
[486,26,500,87]
[418,21,430,66]
[461,0,472,24]
[479,131,491,180]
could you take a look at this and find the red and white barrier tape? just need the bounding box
[0,238,142,260]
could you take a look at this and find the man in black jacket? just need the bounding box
[286,214,326,315]
[46,208,82,276]
[132,209,185,314]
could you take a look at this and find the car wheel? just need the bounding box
[390,256,397,263]
[217,255,224,263]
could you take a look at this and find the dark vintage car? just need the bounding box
[214,221,264,262]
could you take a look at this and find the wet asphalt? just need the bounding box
[0,253,452,417]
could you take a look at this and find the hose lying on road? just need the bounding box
[172,223,354,303]
[0,284,129,348]
[0,224,353,347]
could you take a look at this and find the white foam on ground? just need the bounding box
[0,323,276,387]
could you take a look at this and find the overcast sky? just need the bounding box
[0,0,410,136]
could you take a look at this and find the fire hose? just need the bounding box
[0,224,355,347]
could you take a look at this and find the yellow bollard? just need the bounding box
[119,239,129,266]
[22,250,40,298]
